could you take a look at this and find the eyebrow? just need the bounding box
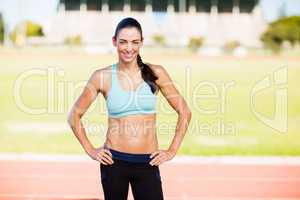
[119,39,141,42]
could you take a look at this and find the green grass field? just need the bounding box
[0,46,300,156]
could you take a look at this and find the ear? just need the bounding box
[112,36,117,47]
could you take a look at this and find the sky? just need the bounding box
[0,0,300,31]
[260,0,300,21]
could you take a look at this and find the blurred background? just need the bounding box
[0,0,300,156]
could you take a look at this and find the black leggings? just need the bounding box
[100,159,164,200]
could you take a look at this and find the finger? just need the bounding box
[101,156,113,165]
[150,151,160,158]
[96,153,106,163]
[149,156,157,165]
[96,155,107,165]
[152,157,163,166]
[100,159,108,165]
[150,151,160,159]
[103,149,113,157]
[157,158,166,166]
[150,154,162,165]
[102,153,114,164]
[95,155,104,163]
[155,154,167,166]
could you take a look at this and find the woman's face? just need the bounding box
[113,27,143,63]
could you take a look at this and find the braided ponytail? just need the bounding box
[137,54,158,94]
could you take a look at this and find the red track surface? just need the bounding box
[0,159,300,200]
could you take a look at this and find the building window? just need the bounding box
[87,0,102,10]
[152,0,168,12]
[186,0,211,13]
[218,0,233,13]
[195,0,211,12]
[240,0,256,13]
[109,0,124,11]
[130,0,146,11]
[65,0,80,10]
[173,0,180,12]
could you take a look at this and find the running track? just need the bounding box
[0,155,300,200]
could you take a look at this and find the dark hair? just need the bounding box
[113,17,158,94]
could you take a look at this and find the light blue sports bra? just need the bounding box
[106,63,157,118]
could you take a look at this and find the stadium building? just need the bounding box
[2,0,267,47]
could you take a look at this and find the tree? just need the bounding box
[260,16,300,53]
[0,13,4,44]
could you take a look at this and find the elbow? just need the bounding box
[67,111,74,127]
[178,107,192,121]
[67,109,80,127]
[67,116,72,126]
[185,108,192,121]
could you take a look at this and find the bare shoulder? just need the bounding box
[88,65,112,92]
[145,63,173,89]
[93,65,112,78]
[145,63,169,78]
[89,64,114,83]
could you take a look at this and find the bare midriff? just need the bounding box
[104,113,158,154]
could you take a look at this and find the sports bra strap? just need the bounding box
[111,63,117,84]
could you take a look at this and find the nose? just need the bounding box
[126,43,133,51]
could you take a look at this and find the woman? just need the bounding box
[67,17,192,200]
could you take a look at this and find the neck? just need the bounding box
[117,59,139,72]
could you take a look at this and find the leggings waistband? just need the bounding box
[107,148,152,163]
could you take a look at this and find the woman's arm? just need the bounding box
[67,69,113,165]
[149,65,192,165]
[67,70,99,153]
